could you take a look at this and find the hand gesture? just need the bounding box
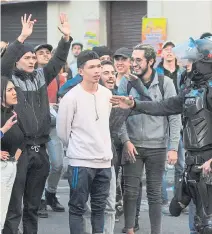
[125,73,138,81]
[18,14,36,43]
[199,159,212,175]
[167,150,178,165]
[1,112,17,134]
[123,141,138,163]
[0,151,9,161]
[58,13,71,38]
[110,95,134,109]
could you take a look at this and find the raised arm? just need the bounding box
[1,14,35,78]
[43,13,72,85]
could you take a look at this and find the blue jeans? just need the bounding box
[162,170,168,204]
[189,200,197,233]
[42,132,64,199]
[162,138,185,202]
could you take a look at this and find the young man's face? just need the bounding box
[36,48,52,66]
[72,45,82,57]
[16,52,37,73]
[101,64,116,90]
[162,45,176,62]
[131,49,153,76]
[114,56,131,74]
[79,59,101,84]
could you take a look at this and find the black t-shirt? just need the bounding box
[1,106,25,157]
[164,67,179,92]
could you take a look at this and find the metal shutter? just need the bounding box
[1,1,47,47]
[108,1,147,51]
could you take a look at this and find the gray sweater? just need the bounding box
[118,72,181,151]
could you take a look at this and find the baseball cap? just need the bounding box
[34,44,53,53]
[162,41,175,49]
[72,42,83,49]
[114,47,132,59]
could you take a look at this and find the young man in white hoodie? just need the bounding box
[57,50,112,234]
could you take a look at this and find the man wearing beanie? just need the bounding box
[1,13,72,234]
[57,50,112,234]
[92,46,112,61]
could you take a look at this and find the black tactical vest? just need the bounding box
[183,81,212,150]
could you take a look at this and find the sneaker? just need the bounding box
[115,214,120,222]
[122,216,140,233]
[116,205,124,217]
[38,199,48,218]
[45,190,65,212]
[182,206,189,214]
[162,204,171,216]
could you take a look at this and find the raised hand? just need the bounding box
[1,112,17,134]
[199,159,212,175]
[18,14,36,43]
[110,95,134,109]
[58,13,71,41]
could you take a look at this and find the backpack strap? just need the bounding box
[127,81,133,95]
[55,75,60,103]
[158,74,165,99]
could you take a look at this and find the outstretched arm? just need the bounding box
[1,14,36,78]
[110,93,184,116]
[134,94,183,116]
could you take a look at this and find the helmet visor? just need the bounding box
[172,38,204,66]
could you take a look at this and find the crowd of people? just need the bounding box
[1,13,212,234]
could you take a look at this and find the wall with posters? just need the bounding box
[47,1,106,64]
[142,18,167,58]
[147,1,212,44]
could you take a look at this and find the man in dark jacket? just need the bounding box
[1,13,72,234]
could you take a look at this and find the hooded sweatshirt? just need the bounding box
[118,71,181,151]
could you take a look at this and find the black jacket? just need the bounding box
[1,37,72,145]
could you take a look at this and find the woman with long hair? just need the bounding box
[0,76,24,230]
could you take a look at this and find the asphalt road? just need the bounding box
[38,174,190,234]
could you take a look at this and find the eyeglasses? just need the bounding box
[93,94,99,121]
[130,57,147,64]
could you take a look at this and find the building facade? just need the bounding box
[1,0,212,61]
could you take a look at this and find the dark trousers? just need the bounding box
[67,166,111,234]
[123,147,166,234]
[3,145,50,234]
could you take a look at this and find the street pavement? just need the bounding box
[38,169,189,234]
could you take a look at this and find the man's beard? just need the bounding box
[135,65,148,78]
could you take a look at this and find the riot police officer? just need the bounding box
[110,36,212,234]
